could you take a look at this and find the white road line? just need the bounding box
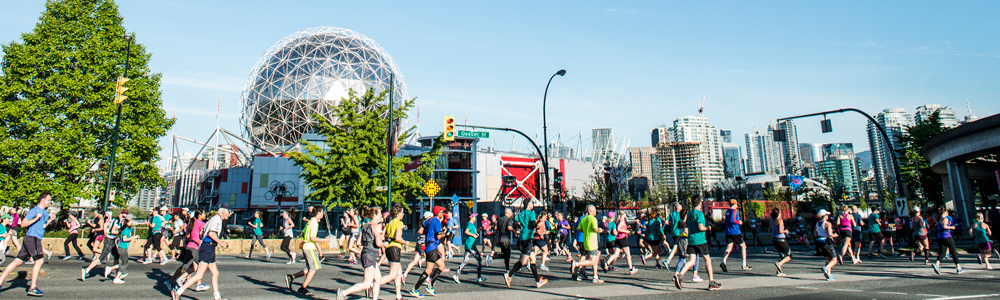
[918,294,947,297]
[835,289,863,292]
[796,287,819,289]
[879,291,908,295]
[928,294,1000,300]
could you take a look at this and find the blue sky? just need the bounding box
[3,1,998,167]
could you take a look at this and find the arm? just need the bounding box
[19,214,42,228]
[826,222,838,238]
[941,217,955,230]
[394,227,406,245]
[465,227,477,239]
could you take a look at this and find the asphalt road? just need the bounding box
[0,245,998,299]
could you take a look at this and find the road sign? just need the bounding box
[466,200,475,209]
[422,180,440,199]
[457,130,490,138]
[450,194,460,203]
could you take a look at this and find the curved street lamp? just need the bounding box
[542,69,566,212]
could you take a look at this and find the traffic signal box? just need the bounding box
[443,116,456,141]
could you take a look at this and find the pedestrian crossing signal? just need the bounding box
[444,116,456,142]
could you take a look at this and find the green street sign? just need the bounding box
[457,130,490,138]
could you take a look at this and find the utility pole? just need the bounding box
[102,33,133,211]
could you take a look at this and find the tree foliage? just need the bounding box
[896,110,947,207]
[0,0,173,208]
[288,89,441,209]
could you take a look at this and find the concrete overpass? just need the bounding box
[922,112,1000,223]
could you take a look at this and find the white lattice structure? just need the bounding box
[240,27,408,153]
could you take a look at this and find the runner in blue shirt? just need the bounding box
[0,191,56,297]
[410,206,447,298]
[721,199,751,272]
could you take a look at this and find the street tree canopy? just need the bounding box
[289,89,442,209]
[0,0,173,208]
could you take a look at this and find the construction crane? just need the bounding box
[698,95,706,117]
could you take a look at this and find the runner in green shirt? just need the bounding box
[571,205,606,284]
[504,200,547,289]
[455,214,485,283]
[673,196,721,291]
[665,202,683,269]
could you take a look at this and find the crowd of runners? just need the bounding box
[1,190,999,299]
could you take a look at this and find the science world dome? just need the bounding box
[240,27,408,152]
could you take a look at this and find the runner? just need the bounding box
[172,203,233,300]
[749,213,765,253]
[108,214,136,284]
[556,212,572,262]
[835,205,858,264]
[867,207,886,259]
[601,213,616,271]
[493,208,514,271]
[932,208,964,275]
[664,203,682,268]
[503,200,548,289]
[376,205,407,300]
[971,212,993,269]
[279,210,296,264]
[338,207,385,300]
[850,205,865,263]
[769,209,791,277]
[570,204,604,284]
[910,209,931,264]
[637,213,648,259]
[164,209,204,292]
[481,213,495,261]
[0,214,12,265]
[168,209,188,264]
[605,211,638,274]
[62,212,85,260]
[245,210,271,260]
[455,213,485,283]
[643,210,665,269]
[884,212,897,256]
[85,209,104,260]
[402,212,431,284]
[672,196,721,291]
[82,211,124,281]
[0,192,56,296]
[142,208,168,265]
[537,212,552,271]
[160,207,174,262]
[409,206,447,298]
[285,206,327,295]
[445,211,461,259]
[815,209,840,281]
[720,199,751,272]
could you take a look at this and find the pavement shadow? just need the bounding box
[144,268,173,296]
[237,274,336,299]
[0,271,30,293]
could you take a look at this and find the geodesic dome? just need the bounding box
[240,27,408,153]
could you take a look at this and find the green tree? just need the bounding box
[0,0,173,208]
[897,109,947,207]
[288,89,442,209]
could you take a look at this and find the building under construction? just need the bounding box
[652,142,703,195]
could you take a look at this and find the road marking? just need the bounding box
[879,292,908,295]
[796,287,819,289]
[835,289,862,292]
[918,294,947,297]
[928,294,1000,300]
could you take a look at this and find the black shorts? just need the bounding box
[170,235,184,250]
[605,241,615,250]
[615,238,629,249]
[726,234,744,245]
[647,237,663,245]
[533,239,547,249]
[181,246,200,272]
[426,247,442,263]
[445,233,455,243]
[17,236,45,261]
[851,230,862,242]
[199,242,217,264]
[386,246,402,263]
[361,250,379,268]
[519,240,533,254]
[773,238,791,258]
[819,239,837,258]
[673,235,684,247]
[686,243,710,256]
[869,232,884,241]
[838,230,853,239]
[148,232,163,251]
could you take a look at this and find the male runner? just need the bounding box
[493,209,514,271]
[664,202,682,267]
[673,196,721,291]
[851,205,865,262]
[173,203,232,300]
[720,199,751,272]
[410,206,447,298]
[285,207,328,294]
[503,200,547,288]
[571,204,604,284]
[143,208,168,265]
[83,211,125,281]
[0,192,56,297]
[867,207,886,258]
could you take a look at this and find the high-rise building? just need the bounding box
[668,116,724,188]
[773,120,801,175]
[130,187,164,211]
[722,143,743,179]
[592,128,615,164]
[822,143,855,158]
[798,143,823,178]
[652,142,702,194]
[745,127,782,175]
[720,130,733,143]
[867,108,912,196]
[629,147,656,179]
[650,127,669,147]
[548,141,575,159]
[816,155,862,196]
[914,104,959,129]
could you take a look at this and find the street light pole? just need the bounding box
[386,73,394,214]
[102,33,133,211]
[542,69,565,212]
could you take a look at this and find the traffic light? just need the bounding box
[114,76,130,104]
[821,119,833,133]
[443,116,456,141]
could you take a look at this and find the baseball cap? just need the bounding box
[422,211,434,219]
[0,214,10,220]
[481,213,488,217]
[608,211,615,218]
[468,213,477,219]
[125,214,136,221]
[817,209,831,217]
[432,206,446,215]
[218,202,232,211]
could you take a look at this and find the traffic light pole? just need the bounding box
[102,35,132,211]
[386,73,394,214]
[456,124,551,212]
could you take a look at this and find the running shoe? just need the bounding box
[535,278,548,288]
[195,283,210,292]
[572,272,580,281]
[297,287,311,295]
[266,251,272,260]
[81,268,87,281]
[821,267,830,280]
[933,263,941,275]
[477,277,487,283]
[285,274,293,291]
[27,287,43,297]
[503,273,512,288]
[286,260,295,265]
[742,265,753,271]
[592,278,604,284]
[600,259,608,273]
[104,267,112,278]
[243,254,250,259]
[910,252,915,262]
[45,250,52,260]
[113,277,125,284]
[61,256,71,261]
[978,255,983,265]
[956,267,966,274]
[424,286,436,297]
[453,274,461,284]
[774,262,783,274]
[708,281,722,291]
[672,274,682,290]
[719,262,728,272]
[570,260,578,275]
[629,267,638,275]
[608,266,618,272]
[409,289,424,298]
[826,274,835,281]
[121,273,129,279]
[160,259,170,265]
[539,264,549,271]
[837,255,843,265]
[640,254,647,265]
[164,280,173,291]
[336,288,345,300]
[142,258,152,265]
[79,256,86,261]
[26,258,34,264]
[691,275,703,282]
[776,272,786,277]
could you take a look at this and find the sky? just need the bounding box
[2,1,998,168]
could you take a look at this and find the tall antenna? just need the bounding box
[966,99,973,116]
[698,95,706,117]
